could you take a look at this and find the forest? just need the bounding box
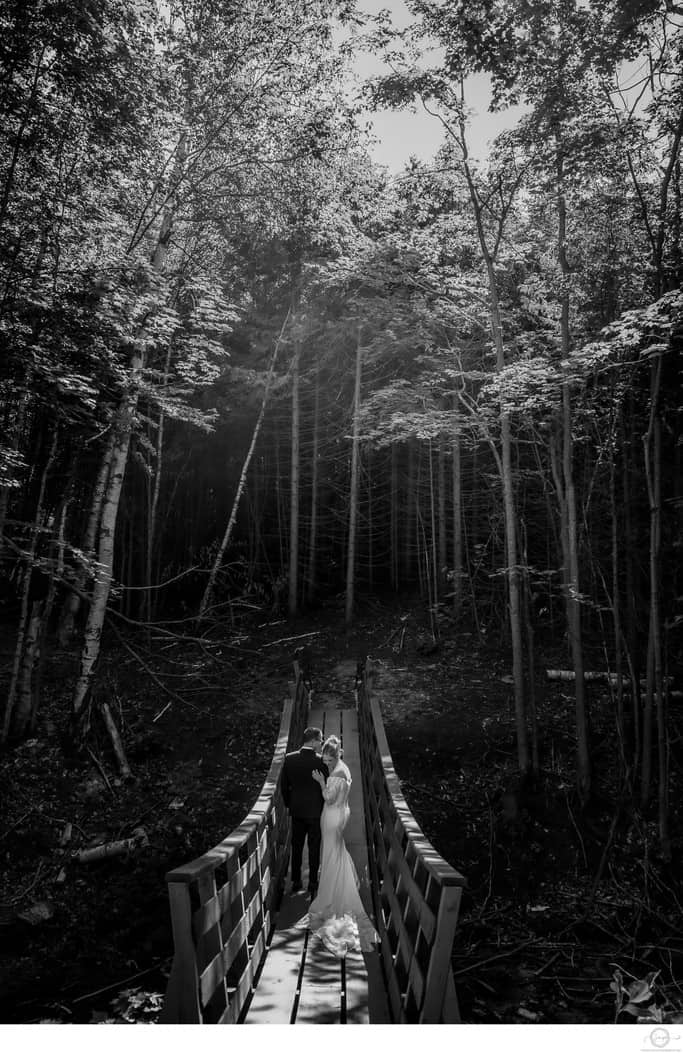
[0,0,682,1027]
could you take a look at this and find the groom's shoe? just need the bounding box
[307,884,318,897]
[290,880,302,893]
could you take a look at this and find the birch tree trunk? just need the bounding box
[70,105,189,728]
[345,328,362,626]
[71,386,140,724]
[58,428,116,646]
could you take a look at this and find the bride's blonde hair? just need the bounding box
[322,735,342,762]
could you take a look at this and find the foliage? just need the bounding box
[611,966,683,1024]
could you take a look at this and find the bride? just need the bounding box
[302,734,378,957]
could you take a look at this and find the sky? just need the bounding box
[347,0,527,172]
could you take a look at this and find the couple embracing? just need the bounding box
[281,726,378,957]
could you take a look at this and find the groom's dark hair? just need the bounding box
[303,726,322,743]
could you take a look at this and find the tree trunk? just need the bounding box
[500,420,527,769]
[556,150,590,803]
[452,400,463,616]
[71,386,140,725]
[367,452,374,590]
[450,90,528,773]
[14,496,69,738]
[390,443,399,591]
[404,442,415,581]
[562,373,591,802]
[345,328,362,626]
[199,309,290,621]
[620,401,642,773]
[145,346,171,623]
[0,386,29,550]
[609,443,628,777]
[29,501,67,734]
[274,430,285,580]
[306,357,320,605]
[470,263,527,766]
[642,350,669,857]
[438,433,447,598]
[428,440,438,607]
[288,340,301,617]
[2,426,57,742]
[15,604,43,737]
[58,429,116,647]
[415,446,426,598]
[520,520,539,773]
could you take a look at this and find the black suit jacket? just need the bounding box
[281,747,328,820]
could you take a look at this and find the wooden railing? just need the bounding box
[160,668,309,1024]
[357,664,467,1023]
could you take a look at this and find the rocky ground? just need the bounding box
[1,602,681,1025]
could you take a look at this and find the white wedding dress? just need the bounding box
[299,762,378,957]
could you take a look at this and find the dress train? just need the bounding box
[297,762,378,957]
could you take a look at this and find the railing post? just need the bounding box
[160,880,201,1023]
[420,884,462,1023]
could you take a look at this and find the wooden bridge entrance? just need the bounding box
[160,661,466,1025]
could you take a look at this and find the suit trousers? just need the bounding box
[291,815,322,887]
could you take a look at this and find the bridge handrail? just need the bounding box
[357,664,466,1024]
[160,666,309,1024]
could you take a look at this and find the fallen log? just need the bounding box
[546,670,679,696]
[74,827,148,864]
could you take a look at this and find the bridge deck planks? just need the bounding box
[244,921,305,1024]
[245,699,387,1024]
[294,933,344,1024]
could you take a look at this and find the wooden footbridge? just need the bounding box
[160,660,466,1024]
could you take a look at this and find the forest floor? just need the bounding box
[1,599,682,1026]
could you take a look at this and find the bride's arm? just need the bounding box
[321,776,346,804]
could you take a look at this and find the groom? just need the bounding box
[281,726,328,895]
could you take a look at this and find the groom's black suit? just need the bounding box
[281,746,328,890]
